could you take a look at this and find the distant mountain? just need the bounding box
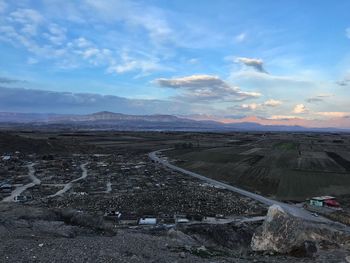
[53,111,193,123]
[0,111,348,132]
[0,112,65,123]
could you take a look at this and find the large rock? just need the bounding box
[179,222,256,250]
[251,205,349,257]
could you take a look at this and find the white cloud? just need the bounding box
[7,8,44,37]
[316,112,350,118]
[234,33,246,43]
[43,24,67,45]
[238,99,282,112]
[263,99,282,107]
[241,103,259,110]
[293,104,308,114]
[8,8,44,24]
[155,74,261,102]
[268,115,303,120]
[84,0,172,44]
[108,51,169,76]
[229,69,325,102]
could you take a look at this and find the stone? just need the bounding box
[251,205,349,256]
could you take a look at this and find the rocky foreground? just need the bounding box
[0,203,350,262]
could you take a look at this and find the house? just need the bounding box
[309,196,340,208]
[2,155,11,161]
[138,217,157,225]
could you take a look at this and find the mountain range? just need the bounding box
[0,111,347,132]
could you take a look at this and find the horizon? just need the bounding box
[1,0,350,128]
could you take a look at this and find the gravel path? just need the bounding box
[48,162,89,198]
[2,163,40,202]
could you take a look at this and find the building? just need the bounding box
[138,217,157,225]
[309,196,340,208]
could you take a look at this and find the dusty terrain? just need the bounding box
[0,131,350,262]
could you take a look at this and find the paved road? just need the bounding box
[2,163,40,202]
[48,162,89,198]
[149,149,337,224]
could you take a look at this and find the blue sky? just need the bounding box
[0,0,350,126]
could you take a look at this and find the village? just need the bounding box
[0,149,266,227]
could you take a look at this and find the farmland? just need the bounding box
[166,132,350,201]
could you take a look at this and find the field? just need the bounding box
[166,133,350,201]
[2,130,350,202]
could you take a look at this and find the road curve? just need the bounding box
[2,163,40,202]
[149,149,335,224]
[48,162,89,198]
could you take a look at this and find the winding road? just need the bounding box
[2,163,40,202]
[149,149,338,224]
[48,162,89,198]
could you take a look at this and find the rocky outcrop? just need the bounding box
[178,222,258,250]
[251,205,350,257]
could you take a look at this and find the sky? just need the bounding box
[0,0,350,127]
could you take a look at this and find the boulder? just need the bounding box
[251,205,349,257]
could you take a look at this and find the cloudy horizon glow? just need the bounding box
[0,0,350,127]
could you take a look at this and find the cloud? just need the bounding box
[234,33,246,43]
[0,77,22,84]
[306,93,332,103]
[336,74,350,86]
[155,74,261,102]
[241,103,260,111]
[268,115,303,120]
[237,99,282,112]
[43,23,67,45]
[316,112,350,118]
[7,8,44,36]
[84,0,172,45]
[235,57,268,73]
[263,99,282,107]
[108,51,169,77]
[229,70,326,104]
[307,97,323,103]
[346,27,350,39]
[293,104,308,114]
[0,86,194,115]
[187,58,199,64]
[0,4,170,77]
[8,8,44,24]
